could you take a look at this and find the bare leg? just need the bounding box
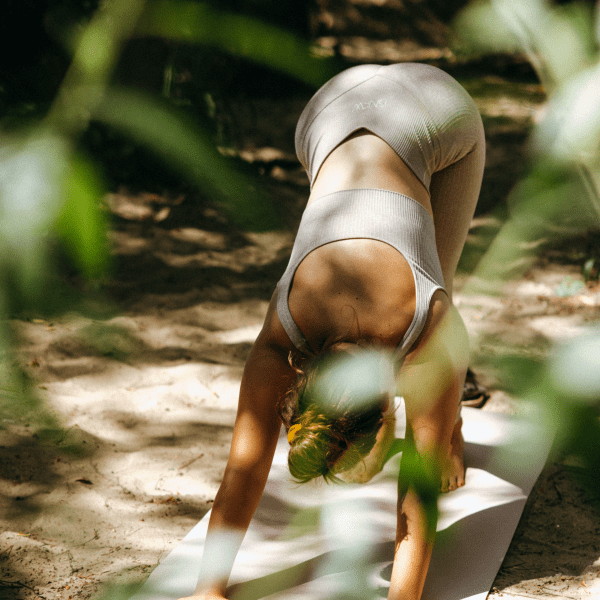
[438,305,469,492]
[426,119,485,489]
[400,295,471,494]
[389,385,463,600]
[441,415,466,492]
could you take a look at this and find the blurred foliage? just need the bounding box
[454,0,600,500]
[0,0,336,425]
[136,1,332,88]
[94,87,277,228]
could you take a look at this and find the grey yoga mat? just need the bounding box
[129,404,552,600]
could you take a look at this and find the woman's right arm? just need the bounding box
[179,296,298,600]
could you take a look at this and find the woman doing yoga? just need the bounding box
[181,62,486,600]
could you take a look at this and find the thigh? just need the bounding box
[429,137,486,298]
[382,64,486,297]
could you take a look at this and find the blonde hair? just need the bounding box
[278,350,387,484]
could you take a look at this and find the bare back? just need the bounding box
[286,131,438,354]
[309,131,432,216]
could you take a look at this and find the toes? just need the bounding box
[440,477,456,493]
[440,468,466,493]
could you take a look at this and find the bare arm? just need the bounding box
[388,293,469,600]
[182,296,298,599]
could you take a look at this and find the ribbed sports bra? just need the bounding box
[276,188,446,357]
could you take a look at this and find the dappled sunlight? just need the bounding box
[436,468,526,531]
[316,36,453,63]
[3,0,600,598]
[107,209,294,306]
[0,378,235,595]
[214,325,263,345]
[455,255,600,370]
[15,298,267,384]
[500,566,600,599]
[527,314,589,341]
[469,78,545,123]
[131,405,555,600]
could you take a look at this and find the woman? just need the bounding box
[183,62,485,600]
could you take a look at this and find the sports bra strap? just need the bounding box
[276,189,446,357]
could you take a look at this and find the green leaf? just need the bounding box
[496,354,544,396]
[94,87,278,230]
[136,0,339,87]
[549,330,600,402]
[398,444,440,541]
[452,0,521,56]
[454,0,596,89]
[312,350,396,415]
[0,135,68,295]
[55,154,110,279]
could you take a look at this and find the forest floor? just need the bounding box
[2,3,600,599]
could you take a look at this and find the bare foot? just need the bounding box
[440,417,465,493]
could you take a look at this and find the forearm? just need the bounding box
[191,297,298,597]
[194,528,245,596]
[208,445,276,532]
[194,448,278,594]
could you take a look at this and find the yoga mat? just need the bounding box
[129,404,552,600]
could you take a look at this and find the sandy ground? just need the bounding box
[2,3,600,598]
[2,219,600,600]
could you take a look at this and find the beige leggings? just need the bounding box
[429,143,486,298]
